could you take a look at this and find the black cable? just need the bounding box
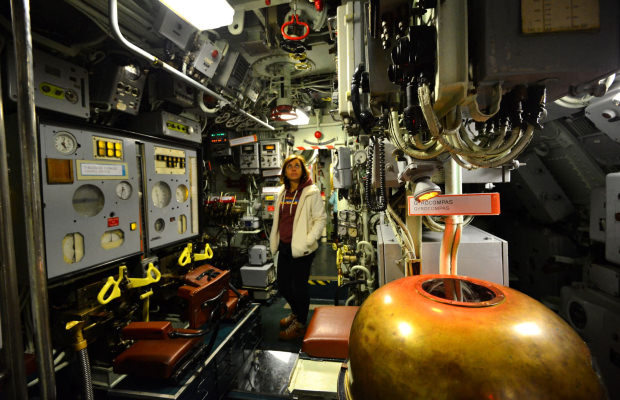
[364,137,387,212]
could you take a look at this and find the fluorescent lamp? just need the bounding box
[287,108,310,126]
[159,0,234,30]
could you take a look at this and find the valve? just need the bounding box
[97,264,161,305]
[281,14,310,41]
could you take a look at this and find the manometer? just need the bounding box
[54,131,77,155]
[115,181,132,200]
[176,184,189,203]
[152,182,171,208]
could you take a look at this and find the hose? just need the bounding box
[334,279,366,306]
[78,348,94,400]
[365,137,387,212]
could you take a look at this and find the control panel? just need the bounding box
[8,49,90,118]
[144,143,198,250]
[38,123,141,280]
[191,39,223,78]
[128,111,202,143]
[208,132,232,159]
[91,63,146,116]
[240,142,260,174]
[261,187,280,219]
[260,140,282,170]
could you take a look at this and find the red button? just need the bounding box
[107,217,119,227]
[211,50,219,59]
[314,130,322,139]
[267,206,275,212]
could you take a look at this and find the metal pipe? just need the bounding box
[108,0,274,131]
[0,48,29,400]
[439,158,463,276]
[9,0,56,398]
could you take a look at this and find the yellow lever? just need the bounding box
[127,263,161,289]
[97,266,126,305]
[193,243,213,261]
[178,243,193,266]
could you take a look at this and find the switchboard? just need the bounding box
[128,111,202,143]
[143,142,199,249]
[39,123,141,279]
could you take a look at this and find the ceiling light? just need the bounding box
[270,105,297,121]
[159,0,234,30]
[413,178,441,202]
[286,108,310,126]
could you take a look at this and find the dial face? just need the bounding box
[348,212,357,222]
[115,181,132,200]
[123,64,141,81]
[154,218,165,232]
[337,224,348,236]
[152,182,171,208]
[101,229,124,250]
[348,227,358,237]
[62,232,84,264]
[54,131,77,154]
[72,184,105,216]
[353,150,367,165]
[176,184,189,203]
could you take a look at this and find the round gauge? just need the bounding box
[348,227,358,237]
[123,65,141,81]
[152,182,171,208]
[115,181,132,200]
[348,211,357,222]
[176,184,189,203]
[101,229,124,250]
[353,150,367,166]
[337,224,348,237]
[62,232,84,264]
[54,131,77,155]
[154,218,165,232]
[72,184,105,216]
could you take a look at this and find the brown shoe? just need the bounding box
[279,321,305,340]
[279,313,297,329]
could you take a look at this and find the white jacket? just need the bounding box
[269,183,327,258]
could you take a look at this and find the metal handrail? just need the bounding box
[108,0,274,131]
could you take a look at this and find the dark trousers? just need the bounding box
[277,241,315,324]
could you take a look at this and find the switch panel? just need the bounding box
[260,140,282,170]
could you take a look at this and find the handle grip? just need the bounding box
[281,14,310,41]
[178,243,193,266]
[127,263,161,288]
[194,243,214,261]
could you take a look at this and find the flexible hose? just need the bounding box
[78,348,94,400]
[364,137,387,212]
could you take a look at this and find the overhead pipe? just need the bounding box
[9,0,56,398]
[108,0,274,131]
[0,52,28,399]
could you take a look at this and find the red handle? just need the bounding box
[281,14,310,41]
[314,0,323,11]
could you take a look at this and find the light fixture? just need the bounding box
[159,0,234,31]
[286,108,310,126]
[413,178,441,202]
[270,105,297,121]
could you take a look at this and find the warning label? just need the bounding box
[408,193,500,216]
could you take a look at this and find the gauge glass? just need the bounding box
[353,150,367,165]
[115,181,132,200]
[62,232,84,264]
[54,131,77,155]
[101,229,124,250]
[348,227,358,237]
[72,184,105,216]
[338,224,348,236]
[178,214,187,234]
[176,184,189,203]
[152,182,171,208]
[348,211,357,222]
[123,65,141,81]
[154,218,165,232]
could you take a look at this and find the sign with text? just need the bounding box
[408,193,500,216]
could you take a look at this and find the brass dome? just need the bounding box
[345,275,606,400]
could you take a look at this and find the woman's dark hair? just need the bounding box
[280,154,310,189]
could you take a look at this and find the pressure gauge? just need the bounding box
[152,182,171,208]
[337,224,348,237]
[123,64,141,81]
[115,181,132,200]
[348,211,357,222]
[62,232,84,264]
[176,184,189,203]
[154,218,165,232]
[348,227,358,237]
[72,184,105,217]
[101,229,124,250]
[353,150,367,166]
[54,131,77,155]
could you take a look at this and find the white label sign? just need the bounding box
[80,163,126,177]
[408,193,500,216]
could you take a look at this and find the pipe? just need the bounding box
[0,46,28,399]
[9,0,56,398]
[107,0,274,131]
[78,349,94,400]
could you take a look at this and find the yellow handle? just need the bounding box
[127,263,161,289]
[332,243,338,251]
[336,248,343,267]
[194,243,213,261]
[178,243,193,266]
[97,267,125,305]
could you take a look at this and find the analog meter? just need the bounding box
[152,182,171,208]
[115,181,133,200]
[62,232,84,264]
[101,229,124,250]
[154,218,165,232]
[54,131,78,155]
[176,184,189,203]
[353,150,367,166]
[72,184,105,216]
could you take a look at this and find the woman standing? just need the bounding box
[270,154,327,340]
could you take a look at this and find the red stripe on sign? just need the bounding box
[296,146,306,150]
[311,146,320,149]
[326,145,335,149]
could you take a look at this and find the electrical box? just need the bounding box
[7,49,90,118]
[127,111,202,143]
[150,71,196,108]
[91,63,147,116]
[260,140,282,170]
[249,245,268,266]
[421,226,509,286]
[207,132,231,159]
[240,142,260,174]
[241,263,275,288]
[377,223,404,286]
[212,51,250,90]
[191,39,223,78]
[143,143,198,250]
[261,187,279,220]
[38,123,141,280]
[332,147,352,189]
[154,8,197,51]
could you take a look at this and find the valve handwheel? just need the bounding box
[281,14,310,41]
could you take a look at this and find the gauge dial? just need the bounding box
[101,229,124,250]
[72,184,105,216]
[337,224,348,237]
[176,184,189,203]
[152,182,171,208]
[54,131,77,155]
[154,218,165,232]
[115,181,132,200]
[123,65,141,81]
[348,211,357,222]
[62,232,84,264]
[348,227,358,237]
[353,150,367,166]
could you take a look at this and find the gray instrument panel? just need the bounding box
[143,142,198,249]
[39,123,141,279]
